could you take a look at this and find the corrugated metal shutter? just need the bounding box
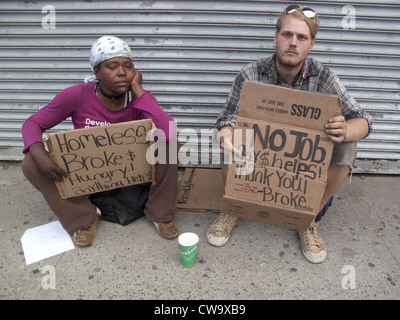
[1,0,399,173]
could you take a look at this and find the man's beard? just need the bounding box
[276,52,305,70]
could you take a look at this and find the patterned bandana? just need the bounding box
[89,35,133,69]
[85,36,133,82]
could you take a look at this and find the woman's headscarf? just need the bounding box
[84,35,134,83]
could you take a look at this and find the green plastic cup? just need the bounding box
[178,232,199,268]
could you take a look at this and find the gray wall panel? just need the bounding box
[0,0,399,173]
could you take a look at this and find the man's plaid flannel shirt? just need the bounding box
[215,55,372,135]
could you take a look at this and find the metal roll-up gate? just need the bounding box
[0,1,399,173]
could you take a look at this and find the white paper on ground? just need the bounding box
[21,221,75,265]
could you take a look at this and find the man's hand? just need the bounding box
[325,115,347,143]
[325,116,370,143]
[130,69,145,99]
[29,143,68,182]
[217,126,242,156]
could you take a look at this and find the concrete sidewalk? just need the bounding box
[1,161,399,300]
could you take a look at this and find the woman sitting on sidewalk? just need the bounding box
[21,36,179,246]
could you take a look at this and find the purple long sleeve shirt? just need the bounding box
[22,82,176,154]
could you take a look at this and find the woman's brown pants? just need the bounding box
[22,143,179,234]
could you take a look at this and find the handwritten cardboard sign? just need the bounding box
[45,119,154,199]
[176,168,224,211]
[222,82,342,230]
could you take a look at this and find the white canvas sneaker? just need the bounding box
[207,213,237,247]
[298,223,327,263]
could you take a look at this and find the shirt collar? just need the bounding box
[262,54,318,87]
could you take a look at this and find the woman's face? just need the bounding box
[94,57,135,95]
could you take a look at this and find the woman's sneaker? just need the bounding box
[153,221,178,239]
[298,222,327,263]
[73,214,100,247]
[207,213,237,247]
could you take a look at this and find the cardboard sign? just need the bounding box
[45,119,154,199]
[176,168,224,211]
[222,82,342,230]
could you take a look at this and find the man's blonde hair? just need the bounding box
[276,8,320,39]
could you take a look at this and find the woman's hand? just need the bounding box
[130,69,145,99]
[29,143,68,182]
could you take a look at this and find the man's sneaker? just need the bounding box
[298,222,327,263]
[73,214,100,247]
[153,221,178,239]
[207,213,237,247]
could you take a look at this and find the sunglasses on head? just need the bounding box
[285,5,317,18]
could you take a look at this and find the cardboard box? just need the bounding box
[176,168,224,211]
[222,82,342,230]
[45,119,154,199]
